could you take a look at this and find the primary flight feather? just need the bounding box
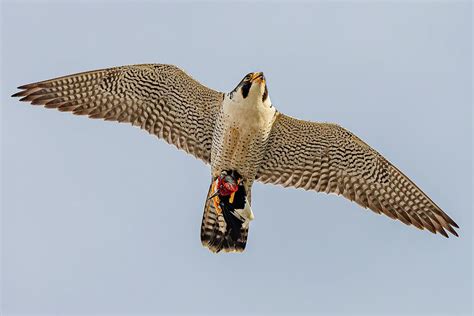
[12,63,459,253]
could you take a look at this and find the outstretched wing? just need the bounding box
[12,64,224,163]
[256,113,459,237]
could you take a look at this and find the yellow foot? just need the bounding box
[213,197,222,214]
[210,179,222,214]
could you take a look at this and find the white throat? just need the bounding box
[222,93,276,129]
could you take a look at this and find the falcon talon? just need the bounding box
[229,192,236,204]
[212,196,221,215]
[12,64,460,253]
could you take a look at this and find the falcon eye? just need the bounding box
[241,82,251,98]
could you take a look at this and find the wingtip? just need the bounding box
[12,82,41,97]
[18,83,37,90]
[438,228,449,238]
[19,95,34,102]
[11,90,24,98]
[440,226,459,238]
[450,228,459,238]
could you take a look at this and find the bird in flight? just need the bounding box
[12,64,459,253]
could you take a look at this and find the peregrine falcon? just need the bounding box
[12,64,459,253]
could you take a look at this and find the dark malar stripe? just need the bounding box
[241,82,251,98]
[262,85,268,102]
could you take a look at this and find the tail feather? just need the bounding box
[201,188,227,251]
[200,177,251,253]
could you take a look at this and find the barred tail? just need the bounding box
[200,182,251,253]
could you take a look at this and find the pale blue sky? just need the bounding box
[1,1,472,315]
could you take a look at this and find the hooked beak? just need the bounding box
[250,72,265,84]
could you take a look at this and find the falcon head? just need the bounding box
[229,72,271,106]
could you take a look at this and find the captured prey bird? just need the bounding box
[12,64,459,253]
